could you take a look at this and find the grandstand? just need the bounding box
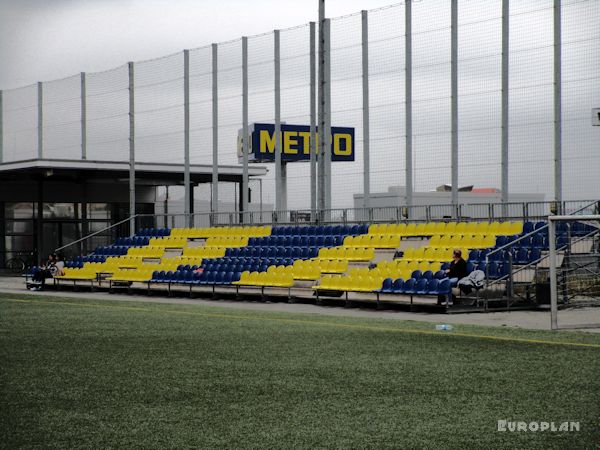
[43,217,598,312]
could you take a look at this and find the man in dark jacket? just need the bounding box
[438,249,469,305]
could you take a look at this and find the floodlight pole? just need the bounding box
[274,29,283,216]
[450,0,458,216]
[318,0,325,218]
[80,72,87,160]
[553,0,563,210]
[212,43,219,221]
[310,21,317,221]
[405,0,413,217]
[242,37,249,222]
[37,81,43,159]
[128,61,136,235]
[361,10,370,211]
[501,0,509,215]
[184,49,192,227]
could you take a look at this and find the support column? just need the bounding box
[501,0,509,210]
[450,0,458,214]
[405,0,413,216]
[274,29,283,214]
[81,72,87,160]
[309,22,317,220]
[362,10,370,211]
[212,44,219,219]
[184,49,192,226]
[553,0,562,209]
[242,37,249,220]
[37,82,43,159]
[128,62,136,235]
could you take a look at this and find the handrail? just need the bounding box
[485,200,599,258]
[54,215,140,254]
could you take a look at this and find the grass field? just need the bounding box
[1,293,599,449]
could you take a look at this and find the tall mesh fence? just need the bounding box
[1,0,599,212]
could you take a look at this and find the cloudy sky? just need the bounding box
[0,0,395,89]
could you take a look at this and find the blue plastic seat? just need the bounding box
[415,278,429,295]
[410,270,422,280]
[468,249,479,263]
[434,270,446,280]
[523,222,534,235]
[436,279,452,295]
[466,262,474,274]
[403,278,417,294]
[529,248,541,263]
[514,248,529,265]
[379,278,393,293]
[441,262,451,271]
[392,278,405,293]
[422,270,433,280]
[426,278,440,294]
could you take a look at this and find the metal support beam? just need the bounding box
[318,0,325,215]
[309,21,317,219]
[405,0,413,215]
[212,43,219,218]
[323,18,332,213]
[183,49,191,226]
[450,0,458,214]
[361,10,370,210]
[37,81,43,159]
[128,61,136,235]
[501,0,509,210]
[80,72,87,160]
[274,29,283,213]
[554,0,562,208]
[242,37,249,218]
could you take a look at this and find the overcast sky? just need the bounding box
[0,0,396,89]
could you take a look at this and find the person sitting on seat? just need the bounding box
[438,249,469,305]
[30,253,64,291]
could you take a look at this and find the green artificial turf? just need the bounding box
[1,293,599,449]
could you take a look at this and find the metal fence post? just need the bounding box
[128,62,136,235]
[361,10,370,210]
[501,0,509,215]
[450,0,458,216]
[183,49,192,227]
[553,0,563,206]
[37,81,43,159]
[80,72,87,160]
[274,29,283,216]
[212,43,219,222]
[242,37,249,221]
[405,0,413,217]
[310,22,317,221]
[549,218,558,330]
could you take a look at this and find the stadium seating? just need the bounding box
[59,220,550,305]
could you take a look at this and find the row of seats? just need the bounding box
[368,221,523,236]
[115,236,151,246]
[234,271,295,287]
[271,224,368,237]
[402,247,469,263]
[317,247,375,261]
[247,235,345,248]
[225,246,320,259]
[148,237,189,248]
[429,234,496,249]
[182,247,228,258]
[378,277,452,296]
[92,245,130,256]
[468,248,542,265]
[343,234,401,249]
[127,247,165,258]
[136,228,171,237]
[151,270,241,285]
[170,226,271,238]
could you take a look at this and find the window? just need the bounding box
[5,202,36,219]
[87,203,111,220]
[43,203,76,219]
